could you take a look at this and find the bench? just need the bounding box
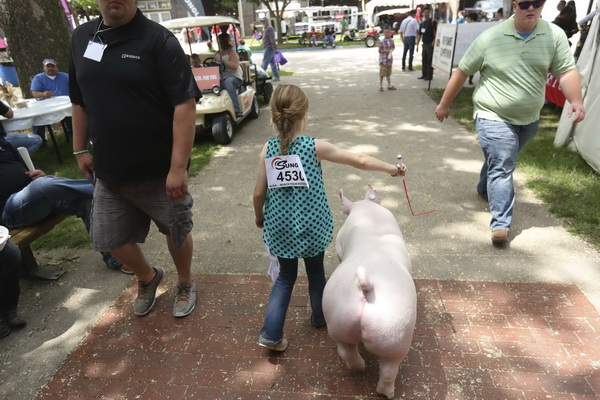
[9,214,68,280]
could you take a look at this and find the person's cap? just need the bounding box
[260,17,268,21]
[43,58,57,66]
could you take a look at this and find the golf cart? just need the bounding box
[341,26,381,47]
[161,16,271,144]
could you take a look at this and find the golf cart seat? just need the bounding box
[238,49,250,62]
[239,61,252,93]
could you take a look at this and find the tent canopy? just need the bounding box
[161,16,240,30]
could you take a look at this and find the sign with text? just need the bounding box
[192,67,220,91]
[432,23,457,75]
[433,22,499,76]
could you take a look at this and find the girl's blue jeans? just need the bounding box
[259,252,326,346]
[475,117,539,231]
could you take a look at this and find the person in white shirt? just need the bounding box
[399,10,420,71]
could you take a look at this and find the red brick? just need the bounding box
[538,374,596,396]
[473,387,526,399]
[294,375,337,394]
[469,313,510,327]
[142,383,188,400]
[34,277,600,400]
[444,366,494,387]
[508,315,552,329]
[563,344,600,360]
[507,357,558,374]
[61,378,112,397]
[586,376,600,395]
[437,337,480,353]
[524,392,575,400]
[546,317,596,332]
[182,386,230,400]
[81,362,136,380]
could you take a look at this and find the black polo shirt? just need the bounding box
[419,19,437,45]
[69,10,201,183]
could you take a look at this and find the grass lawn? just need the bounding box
[27,129,218,250]
[427,87,600,251]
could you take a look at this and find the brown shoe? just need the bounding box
[491,230,509,244]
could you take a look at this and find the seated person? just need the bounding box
[0,240,26,339]
[0,136,129,274]
[30,58,73,144]
[214,33,244,118]
[237,39,253,63]
[309,27,318,46]
[191,53,202,68]
[0,100,43,154]
[323,25,336,48]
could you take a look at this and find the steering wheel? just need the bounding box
[203,57,220,67]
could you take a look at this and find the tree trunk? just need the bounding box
[0,0,72,98]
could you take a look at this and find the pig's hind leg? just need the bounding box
[375,356,401,399]
[336,342,365,370]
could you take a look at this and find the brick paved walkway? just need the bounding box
[36,275,600,400]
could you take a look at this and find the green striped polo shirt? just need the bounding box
[459,16,575,125]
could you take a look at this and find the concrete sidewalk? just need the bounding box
[2,45,600,399]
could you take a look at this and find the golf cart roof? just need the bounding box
[161,16,240,30]
[375,8,409,17]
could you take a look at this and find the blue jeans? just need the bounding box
[259,252,326,345]
[323,35,335,47]
[261,47,280,79]
[4,132,43,154]
[476,118,540,231]
[1,176,94,230]
[402,36,416,69]
[223,76,242,113]
[0,241,21,315]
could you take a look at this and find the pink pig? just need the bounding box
[322,185,417,399]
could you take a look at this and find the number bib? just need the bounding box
[265,155,310,189]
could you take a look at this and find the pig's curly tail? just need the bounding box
[270,84,309,156]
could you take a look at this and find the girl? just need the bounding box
[253,85,406,351]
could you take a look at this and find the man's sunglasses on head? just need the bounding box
[516,0,546,10]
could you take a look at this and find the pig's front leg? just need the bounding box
[376,356,401,399]
[336,342,365,370]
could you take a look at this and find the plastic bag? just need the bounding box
[274,51,287,65]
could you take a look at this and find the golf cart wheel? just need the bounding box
[343,35,351,42]
[365,36,376,47]
[262,82,273,104]
[212,113,234,144]
[249,95,260,119]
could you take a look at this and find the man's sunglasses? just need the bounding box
[516,0,546,10]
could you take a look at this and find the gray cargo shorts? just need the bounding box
[90,178,194,252]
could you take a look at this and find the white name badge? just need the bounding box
[266,155,310,189]
[84,41,107,62]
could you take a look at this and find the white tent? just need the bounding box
[365,0,414,25]
[554,6,600,173]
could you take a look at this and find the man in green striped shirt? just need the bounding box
[434,0,585,245]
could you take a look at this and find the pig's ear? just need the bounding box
[365,184,381,205]
[339,189,353,215]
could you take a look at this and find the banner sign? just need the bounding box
[178,0,206,17]
[433,21,499,76]
[432,23,457,75]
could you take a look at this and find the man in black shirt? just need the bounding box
[70,0,200,318]
[417,7,437,81]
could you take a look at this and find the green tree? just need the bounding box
[243,0,294,44]
[70,0,101,23]
[0,0,71,98]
